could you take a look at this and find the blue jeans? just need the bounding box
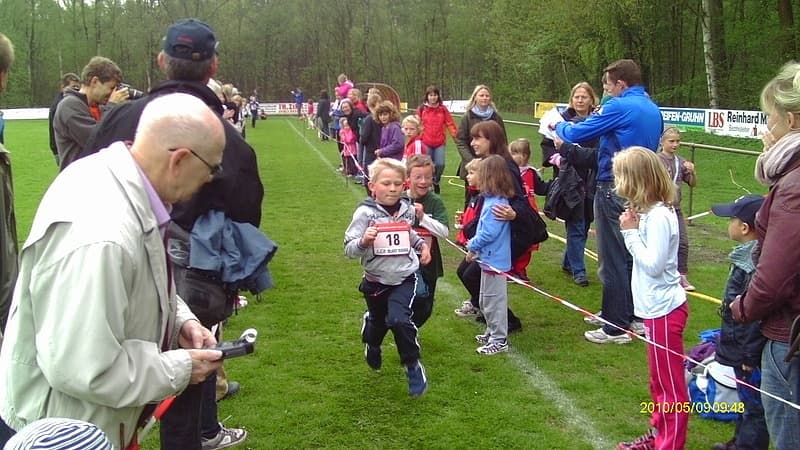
[760,340,800,450]
[594,182,633,334]
[561,217,589,278]
[734,366,769,449]
[428,145,446,186]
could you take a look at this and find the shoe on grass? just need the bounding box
[584,327,632,345]
[454,300,480,317]
[475,333,490,345]
[629,321,646,336]
[573,275,589,287]
[616,428,656,450]
[364,344,381,370]
[220,381,240,401]
[201,425,247,450]
[476,341,509,355]
[583,311,603,326]
[406,361,428,398]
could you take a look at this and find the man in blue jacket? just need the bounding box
[555,59,663,344]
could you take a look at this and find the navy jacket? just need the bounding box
[716,240,766,368]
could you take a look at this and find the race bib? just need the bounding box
[373,222,411,256]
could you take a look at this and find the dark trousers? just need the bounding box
[412,277,436,328]
[734,366,769,449]
[0,416,15,448]
[456,259,522,328]
[594,182,633,335]
[250,112,257,128]
[360,276,420,366]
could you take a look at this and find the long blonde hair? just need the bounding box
[466,84,497,110]
[612,147,675,212]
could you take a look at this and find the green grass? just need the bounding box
[4,117,766,449]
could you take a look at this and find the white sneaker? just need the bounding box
[584,327,632,344]
[454,300,480,317]
[201,425,247,450]
[583,311,603,326]
[629,321,646,336]
[476,341,509,355]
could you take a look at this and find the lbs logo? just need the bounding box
[707,111,725,128]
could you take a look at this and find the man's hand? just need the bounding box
[465,250,478,263]
[186,349,223,384]
[179,320,216,350]
[109,87,130,104]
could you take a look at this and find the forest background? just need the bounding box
[0,0,798,112]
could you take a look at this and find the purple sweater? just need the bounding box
[378,122,404,160]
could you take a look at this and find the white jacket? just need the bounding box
[0,142,196,449]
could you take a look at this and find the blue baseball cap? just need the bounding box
[163,19,218,61]
[711,194,764,228]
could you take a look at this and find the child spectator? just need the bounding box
[404,154,449,327]
[374,101,404,160]
[614,147,688,450]
[710,194,768,450]
[454,158,484,319]
[508,138,548,282]
[466,155,514,355]
[306,98,315,129]
[336,73,354,98]
[657,127,697,291]
[348,88,368,113]
[401,115,428,164]
[339,117,358,177]
[344,158,431,397]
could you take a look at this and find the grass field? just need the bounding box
[3,117,768,449]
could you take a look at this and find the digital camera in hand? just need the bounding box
[214,328,257,359]
[119,83,145,100]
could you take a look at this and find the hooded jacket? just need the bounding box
[344,198,425,286]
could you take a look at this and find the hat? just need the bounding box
[163,19,217,61]
[711,194,764,228]
[4,418,112,450]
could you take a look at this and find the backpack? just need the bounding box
[508,194,548,259]
[686,354,742,422]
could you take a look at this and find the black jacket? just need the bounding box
[716,241,766,368]
[317,98,331,122]
[84,80,264,230]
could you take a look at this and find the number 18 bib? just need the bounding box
[373,222,411,256]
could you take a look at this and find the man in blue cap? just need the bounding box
[85,18,262,450]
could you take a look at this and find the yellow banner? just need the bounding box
[534,102,557,119]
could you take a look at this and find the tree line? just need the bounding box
[0,0,796,112]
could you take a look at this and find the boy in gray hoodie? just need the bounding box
[344,158,431,397]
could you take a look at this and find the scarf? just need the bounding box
[755,129,800,186]
[729,239,757,274]
[471,105,495,120]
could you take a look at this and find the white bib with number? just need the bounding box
[373,222,411,256]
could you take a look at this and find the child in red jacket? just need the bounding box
[401,115,428,164]
[508,138,547,282]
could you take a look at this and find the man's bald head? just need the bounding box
[131,93,225,203]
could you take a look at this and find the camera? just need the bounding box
[119,83,145,100]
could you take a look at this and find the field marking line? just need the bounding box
[289,118,613,449]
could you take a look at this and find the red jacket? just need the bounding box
[417,103,457,148]
[403,135,428,161]
[734,160,800,342]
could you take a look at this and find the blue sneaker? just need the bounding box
[405,361,428,398]
[364,344,381,370]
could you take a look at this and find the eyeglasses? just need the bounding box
[169,147,223,177]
